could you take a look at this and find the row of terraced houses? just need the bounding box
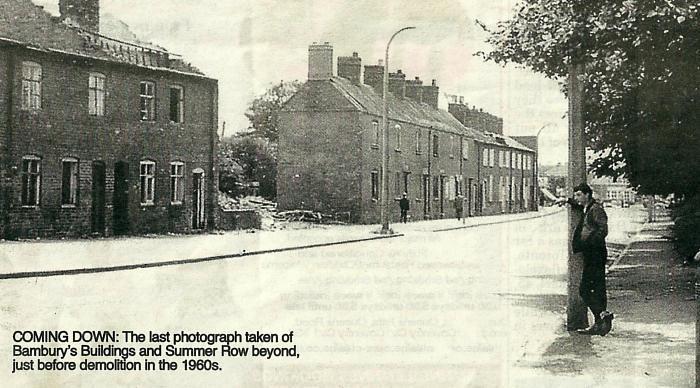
[277,43,539,223]
[0,0,218,239]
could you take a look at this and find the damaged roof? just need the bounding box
[0,0,206,77]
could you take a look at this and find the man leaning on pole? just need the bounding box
[556,183,615,335]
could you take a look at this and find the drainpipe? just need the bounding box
[2,47,16,238]
[476,142,481,216]
[426,127,432,218]
[207,80,218,231]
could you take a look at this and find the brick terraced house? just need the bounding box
[0,0,218,239]
[278,43,537,224]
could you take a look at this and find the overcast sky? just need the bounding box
[34,0,568,165]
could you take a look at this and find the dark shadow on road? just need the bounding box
[496,293,567,315]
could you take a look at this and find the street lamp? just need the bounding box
[380,26,416,234]
[534,122,554,208]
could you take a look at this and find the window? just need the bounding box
[88,73,105,116]
[169,85,184,123]
[432,134,439,157]
[489,149,495,167]
[415,129,422,154]
[461,138,469,159]
[506,151,511,168]
[21,156,41,206]
[61,158,79,206]
[449,136,454,158]
[488,175,494,202]
[395,124,402,151]
[170,162,184,204]
[482,148,488,166]
[499,150,504,167]
[403,172,410,195]
[371,171,379,200]
[140,160,156,205]
[21,62,42,110]
[140,81,155,121]
[372,121,380,146]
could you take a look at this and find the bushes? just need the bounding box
[670,195,700,260]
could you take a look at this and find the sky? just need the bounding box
[34,0,569,165]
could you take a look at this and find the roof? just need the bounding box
[0,0,206,77]
[540,164,567,177]
[314,76,533,151]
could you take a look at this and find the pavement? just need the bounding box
[512,208,695,387]
[0,206,562,278]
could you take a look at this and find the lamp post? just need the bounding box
[380,26,416,234]
[534,122,553,208]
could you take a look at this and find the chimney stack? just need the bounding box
[59,0,100,32]
[421,79,439,109]
[308,42,333,81]
[388,69,406,99]
[363,59,384,94]
[337,52,361,84]
[405,76,424,104]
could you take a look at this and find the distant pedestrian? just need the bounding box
[454,194,464,221]
[399,192,410,223]
[557,183,614,336]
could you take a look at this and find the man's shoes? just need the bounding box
[576,322,602,335]
[598,311,614,336]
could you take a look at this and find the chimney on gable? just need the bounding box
[421,79,439,109]
[308,42,333,81]
[337,52,361,84]
[59,0,100,32]
[363,59,384,94]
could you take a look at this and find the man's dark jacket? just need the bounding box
[568,198,608,255]
[399,197,410,211]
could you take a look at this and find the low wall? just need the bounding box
[219,209,261,230]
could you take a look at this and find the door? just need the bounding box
[192,170,205,229]
[91,161,106,235]
[422,175,429,219]
[113,161,130,235]
[439,176,445,217]
[468,178,474,217]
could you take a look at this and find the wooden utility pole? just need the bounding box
[566,64,589,330]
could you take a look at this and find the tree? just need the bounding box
[477,0,699,196]
[220,136,278,200]
[244,80,301,142]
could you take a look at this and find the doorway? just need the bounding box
[422,175,430,219]
[91,161,106,235]
[113,161,130,235]
[192,169,205,229]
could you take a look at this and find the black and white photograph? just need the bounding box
[0,0,698,386]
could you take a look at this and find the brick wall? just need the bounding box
[1,47,218,239]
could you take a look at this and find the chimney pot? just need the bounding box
[431,79,437,86]
[377,59,383,66]
[352,52,358,57]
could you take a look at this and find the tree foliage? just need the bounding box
[220,136,278,200]
[478,0,699,196]
[244,80,301,142]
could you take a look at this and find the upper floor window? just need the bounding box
[449,136,454,158]
[170,162,185,204]
[395,124,402,151]
[21,156,41,206]
[499,150,504,167]
[140,81,155,121]
[21,61,42,110]
[61,157,79,206]
[88,73,106,116]
[432,134,439,157]
[461,138,469,160]
[489,149,495,167]
[372,121,380,146]
[169,85,184,123]
[415,128,422,154]
[482,148,488,166]
[140,160,156,205]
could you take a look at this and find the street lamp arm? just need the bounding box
[386,26,416,54]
